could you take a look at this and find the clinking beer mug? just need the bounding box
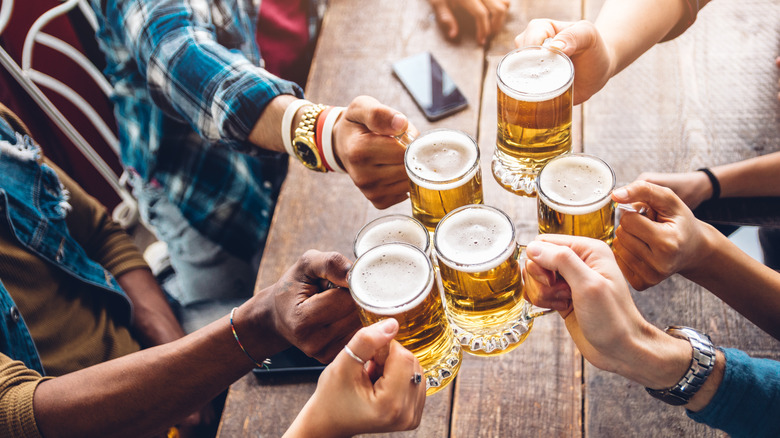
[433,204,551,357]
[348,242,461,395]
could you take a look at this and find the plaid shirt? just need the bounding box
[91,0,304,259]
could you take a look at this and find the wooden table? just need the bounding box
[217,0,780,436]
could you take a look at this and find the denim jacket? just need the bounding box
[0,119,132,375]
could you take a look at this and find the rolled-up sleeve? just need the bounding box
[0,355,53,438]
[104,0,302,144]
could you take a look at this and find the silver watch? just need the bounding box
[645,326,717,406]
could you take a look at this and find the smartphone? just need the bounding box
[392,52,468,121]
[252,347,326,376]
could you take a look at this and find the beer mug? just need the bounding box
[536,153,616,245]
[404,129,484,232]
[348,242,462,395]
[433,204,547,357]
[353,214,430,258]
[493,45,574,196]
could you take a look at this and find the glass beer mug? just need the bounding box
[433,204,550,356]
[493,45,574,196]
[536,153,617,245]
[348,242,461,395]
[404,129,484,232]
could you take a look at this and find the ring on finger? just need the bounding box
[343,345,366,365]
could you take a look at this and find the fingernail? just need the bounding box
[378,318,397,334]
[554,289,572,300]
[612,187,628,200]
[526,242,542,257]
[391,113,407,132]
[550,40,566,50]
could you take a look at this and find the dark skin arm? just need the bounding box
[116,269,185,347]
[32,250,361,438]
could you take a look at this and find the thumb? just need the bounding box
[345,96,409,136]
[547,20,597,60]
[611,180,686,218]
[339,318,399,370]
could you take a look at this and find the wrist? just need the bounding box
[678,221,725,283]
[615,323,691,389]
[234,293,289,362]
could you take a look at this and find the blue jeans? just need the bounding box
[134,181,259,332]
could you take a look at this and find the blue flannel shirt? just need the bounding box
[90,0,304,259]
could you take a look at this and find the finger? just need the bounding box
[429,0,459,39]
[612,234,657,290]
[612,181,687,220]
[344,133,407,167]
[523,265,572,311]
[342,318,399,369]
[345,96,409,136]
[461,1,490,44]
[515,19,573,48]
[484,0,509,35]
[543,20,598,60]
[364,184,412,210]
[525,239,602,290]
[299,250,353,289]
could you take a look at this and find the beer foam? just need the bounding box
[405,130,479,190]
[538,154,615,215]
[355,217,429,257]
[349,243,432,315]
[434,206,515,272]
[498,47,573,102]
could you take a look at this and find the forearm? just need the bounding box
[117,269,185,347]
[32,296,285,438]
[711,151,780,198]
[107,0,302,148]
[682,224,780,340]
[595,0,687,77]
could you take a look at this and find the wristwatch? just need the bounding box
[645,326,717,406]
[292,104,327,172]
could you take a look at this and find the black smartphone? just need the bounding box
[392,52,468,121]
[252,347,326,376]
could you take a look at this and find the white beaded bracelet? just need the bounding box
[321,106,347,173]
[281,99,313,156]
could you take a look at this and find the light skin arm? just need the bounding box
[611,181,780,340]
[638,151,780,210]
[284,319,426,438]
[523,234,724,412]
[247,95,414,209]
[32,250,363,438]
[514,0,687,105]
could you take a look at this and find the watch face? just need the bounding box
[294,139,321,169]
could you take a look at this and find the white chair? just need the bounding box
[0,0,139,228]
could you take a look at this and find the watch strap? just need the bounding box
[281,99,312,156]
[645,326,716,406]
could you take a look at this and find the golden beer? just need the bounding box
[493,46,574,196]
[348,243,461,395]
[433,205,535,357]
[353,214,430,258]
[537,153,616,245]
[405,129,484,231]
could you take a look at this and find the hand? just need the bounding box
[244,250,362,363]
[611,181,714,290]
[284,319,426,438]
[429,0,510,45]
[524,235,691,390]
[514,19,613,105]
[635,170,713,210]
[333,96,418,209]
